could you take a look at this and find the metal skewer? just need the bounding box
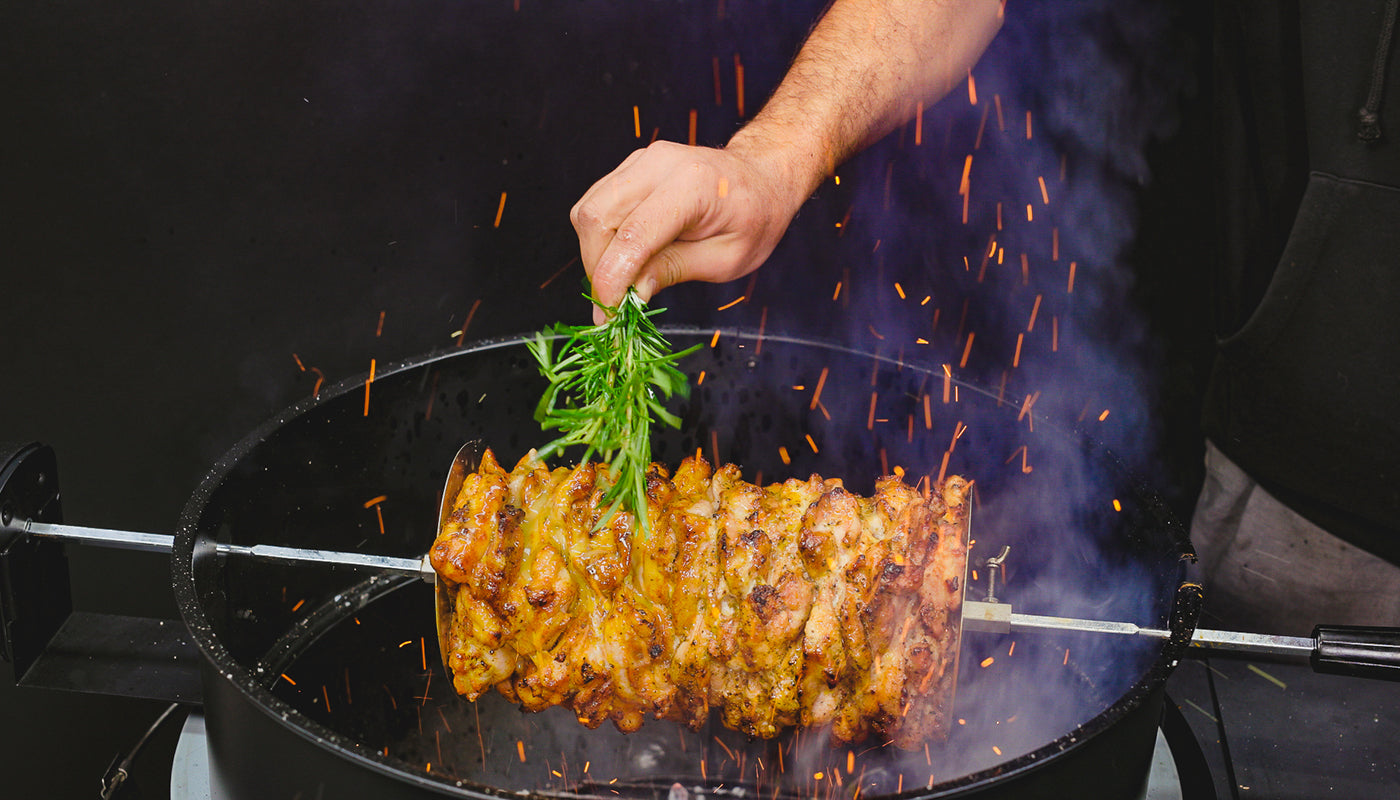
[20,519,436,581]
[963,598,1315,657]
[961,546,1399,678]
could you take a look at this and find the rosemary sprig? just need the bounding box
[527,287,700,535]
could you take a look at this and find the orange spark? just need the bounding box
[959,332,975,368]
[914,100,924,145]
[1038,175,1050,205]
[633,105,641,138]
[778,446,791,465]
[1052,315,1059,351]
[1098,409,1110,422]
[456,298,482,347]
[1068,261,1077,293]
[688,109,697,146]
[924,393,932,429]
[993,94,1005,131]
[709,329,720,347]
[980,656,994,668]
[696,370,706,385]
[376,310,385,337]
[281,673,297,686]
[1017,391,1040,421]
[1052,227,1060,261]
[894,282,906,300]
[292,352,306,372]
[805,433,819,454]
[1012,333,1024,368]
[867,392,877,430]
[967,70,977,105]
[831,281,842,301]
[734,53,745,116]
[493,192,507,228]
[517,740,526,762]
[1025,110,1033,139]
[1027,294,1042,331]
[539,256,577,290]
[363,358,376,417]
[716,295,744,311]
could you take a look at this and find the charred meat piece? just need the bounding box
[430,448,970,748]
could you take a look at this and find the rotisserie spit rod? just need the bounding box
[963,598,1400,680]
[18,519,435,581]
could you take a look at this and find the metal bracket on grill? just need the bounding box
[0,442,71,681]
[0,441,202,702]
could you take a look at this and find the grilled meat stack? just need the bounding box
[430,448,970,748]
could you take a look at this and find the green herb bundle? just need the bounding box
[527,287,700,534]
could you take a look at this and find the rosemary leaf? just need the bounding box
[528,287,700,535]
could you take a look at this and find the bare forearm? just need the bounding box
[728,0,1004,202]
[571,0,1003,316]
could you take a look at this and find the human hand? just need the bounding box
[570,139,810,324]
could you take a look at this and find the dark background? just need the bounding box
[1,2,1211,797]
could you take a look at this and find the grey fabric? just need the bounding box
[1190,440,1400,636]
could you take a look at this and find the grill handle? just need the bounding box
[1311,625,1400,682]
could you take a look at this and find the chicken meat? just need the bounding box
[429,448,970,749]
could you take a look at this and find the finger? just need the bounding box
[631,235,766,305]
[571,148,661,278]
[589,179,709,312]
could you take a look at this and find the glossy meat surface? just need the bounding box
[429,448,970,748]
